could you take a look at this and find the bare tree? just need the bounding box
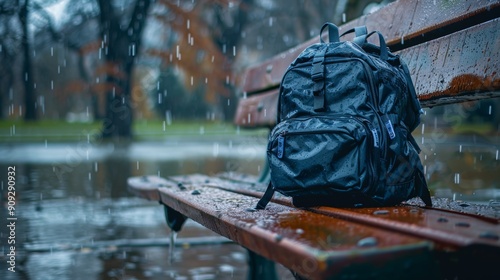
[0,1,20,119]
[19,0,37,120]
[95,0,153,139]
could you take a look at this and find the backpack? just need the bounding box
[256,22,432,209]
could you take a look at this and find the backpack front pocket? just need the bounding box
[267,115,378,197]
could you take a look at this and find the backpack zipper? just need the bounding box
[273,115,376,187]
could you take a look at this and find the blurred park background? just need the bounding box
[0,0,499,279]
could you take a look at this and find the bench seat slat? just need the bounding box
[129,174,500,251]
[173,173,500,249]
[128,174,500,278]
[151,177,432,279]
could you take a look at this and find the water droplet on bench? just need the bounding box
[455,222,470,228]
[275,234,283,242]
[373,210,389,215]
[191,190,201,195]
[437,217,448,223]
[479,231,499,241]
[357,237,378,247]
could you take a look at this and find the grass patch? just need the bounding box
[0,119,267,143]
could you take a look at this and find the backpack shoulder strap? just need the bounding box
[415,170,432,207]
[255,182,275,210]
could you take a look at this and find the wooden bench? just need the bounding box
[128,1,500,279]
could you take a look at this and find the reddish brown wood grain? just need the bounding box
[240,0,499,96]
[402,18,500,107]
[235,16,500,126]
[152,176,431,279]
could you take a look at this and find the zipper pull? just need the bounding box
[277,134,285,158]
[385,119,396,140]
[370,128,380,148]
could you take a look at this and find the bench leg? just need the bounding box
[246,249,278,280]
[163,204,187,232]
[162,204,279,279]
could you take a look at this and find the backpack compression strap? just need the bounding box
[311,47,327,111]
[255,182,275,210]
[416,170,433,207]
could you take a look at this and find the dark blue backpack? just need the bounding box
[256,23,432,209]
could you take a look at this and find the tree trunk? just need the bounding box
[19,0,37,121]
[98,0,152,140]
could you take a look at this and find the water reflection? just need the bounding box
[417,101,500,204]
[0,138,272,280]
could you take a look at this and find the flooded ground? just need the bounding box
[0,134,297,279]
[1,118,499,279]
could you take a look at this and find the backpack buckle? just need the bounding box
[311,63,324,81]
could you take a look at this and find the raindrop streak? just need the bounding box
[459,145,462,153]
[213,142,220,157]
[342,13,346,23]
[496,150,499,160]
[130,44,136,56]
[488,105,492,115]
[166,110,172,125]
[454,173,460,184]
[137,161,140,170]
[169,231,177,264]
[94,162,98,172]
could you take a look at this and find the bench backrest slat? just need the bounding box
[241,0,499,95]
[235,0,500,128]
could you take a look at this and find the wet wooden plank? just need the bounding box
[240,0,499,94]
[235,18,500,127]
[152,177,433,279]
[127,175,166,201]
[233,89,278,127]
[129,174,500,251]
[173,173,500,251]
[403,18,500,107]
[241,0,500,94]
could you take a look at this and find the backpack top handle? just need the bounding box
[340,26,389,60]
[320,22,340,43]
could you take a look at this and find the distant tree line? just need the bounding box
[1,0,400,140]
